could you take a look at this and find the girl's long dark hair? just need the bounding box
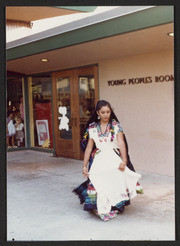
[85,100,119,129]
[84,100,120,142]
[83,100,133,169]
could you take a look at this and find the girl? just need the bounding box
[7,111,16,149]
[15,117,24,147]
[73,100,142,221]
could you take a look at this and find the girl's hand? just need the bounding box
[118,162,126,172]
[82,167,89,177]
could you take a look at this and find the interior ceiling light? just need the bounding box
[41,58,49,62]
[167,32,174,37]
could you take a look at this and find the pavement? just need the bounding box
[7,150,175,241]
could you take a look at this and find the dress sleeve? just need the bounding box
[114,121,123,134]
[88,128,94,140]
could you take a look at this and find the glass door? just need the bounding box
[52,70,79,158]
[56,77,72,140]
[52,66,98,159]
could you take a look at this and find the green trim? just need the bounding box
[24,77,31,147]
[54,6,97,12]
[50,74,56,156]
[7,6,173,61]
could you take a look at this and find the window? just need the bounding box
[7,77,25,148]
[29,76,53,149]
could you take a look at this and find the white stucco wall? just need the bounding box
[99,50,174,176]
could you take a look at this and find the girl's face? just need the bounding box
[16,118,21,123]
[97,106,111,123]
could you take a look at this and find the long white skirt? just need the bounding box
[89,148,141,214]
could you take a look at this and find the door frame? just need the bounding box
[52,65,99,159]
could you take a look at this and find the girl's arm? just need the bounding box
[116,132,128,172]
[82,138,94,177]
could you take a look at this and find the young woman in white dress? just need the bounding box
[74,100,142,221]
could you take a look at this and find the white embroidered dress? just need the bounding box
[88,121,141,214]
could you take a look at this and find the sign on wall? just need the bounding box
[107,74,174,86]
[36,120,50,145]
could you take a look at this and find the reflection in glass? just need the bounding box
[7,77,25,148]
[79,75,95,138]
[56,77,72,139]
[31,77,53,148]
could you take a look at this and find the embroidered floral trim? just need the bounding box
[97,122,111,138]
[84,120,123,144]
[89,122,97,129]
[94,210,118,221]
[110,122,115,141]
[110,119,123,141]
[136,189,144,194]
[85,120,123,142]
[87,184,97,202]
[121,193,128,198]
[91,148,101,159]
[136,183,144,194]
[83,130,88,139]
[96,119,122,142]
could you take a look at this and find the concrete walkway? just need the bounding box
[7,150,175,241]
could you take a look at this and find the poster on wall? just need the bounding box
[36,120,50,145]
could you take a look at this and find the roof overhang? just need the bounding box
[6,22,174,75]
[7,6,174,61]
[6,6,174,75]
[6,6,97,22]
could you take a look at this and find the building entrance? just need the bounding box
[52,66,98,159]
